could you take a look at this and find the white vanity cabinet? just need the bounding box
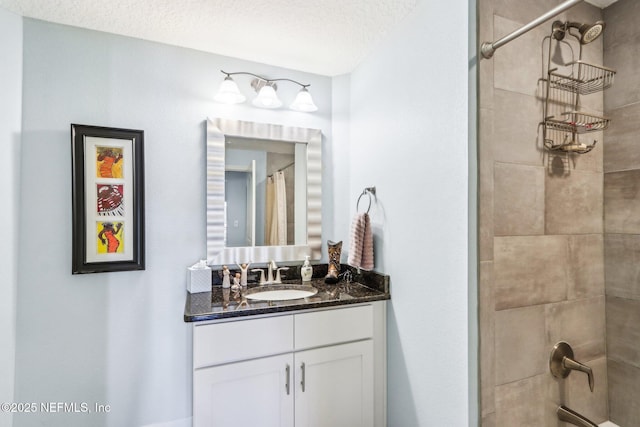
[192,302,386,427]
[194,353,294,427]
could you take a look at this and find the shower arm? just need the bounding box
[480,0,583,59]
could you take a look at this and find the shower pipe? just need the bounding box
[480,0,583,59]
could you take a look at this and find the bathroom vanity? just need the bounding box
[191,117,389,425]
[184,268,390,427]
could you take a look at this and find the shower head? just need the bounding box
[551,20,606,44]
[573,21,606,44]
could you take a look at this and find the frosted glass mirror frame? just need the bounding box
[206,117,322,265]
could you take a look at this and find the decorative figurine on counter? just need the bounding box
[324,240,342,284]
[231,273,241,291]
[222,265,231,289]
[237,262,250,287]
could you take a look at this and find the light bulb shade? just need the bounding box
[252,85,282,109]
[214,76,246,104]
[290,88,318,112]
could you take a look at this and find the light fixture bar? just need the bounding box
[221,70,310,88]
[216,70,318,112]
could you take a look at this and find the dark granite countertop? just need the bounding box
[184,264,390,322]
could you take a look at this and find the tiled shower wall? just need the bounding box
[478,0,608,425]
[603,0,640,425]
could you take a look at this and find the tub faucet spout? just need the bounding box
[557,405,598,427]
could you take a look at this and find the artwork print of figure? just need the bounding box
[97,222,124,254]
[97,184,124,216]
[96,146,123,178]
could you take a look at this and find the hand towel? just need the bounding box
[348,212,374,270]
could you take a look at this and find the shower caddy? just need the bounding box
[541,22,616,154]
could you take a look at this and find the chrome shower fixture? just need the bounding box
[552,20,606,44]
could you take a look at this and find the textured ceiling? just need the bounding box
[0,0,418,76]
[0,0,620,75]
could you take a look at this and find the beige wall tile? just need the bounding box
[495,374,559,427]
[480,261,495,416]
[493,0,558,26]
[603,103,640,173]
[608,359,640,427]
[481,411,495,427]
[479,108,494,261]
[493,16,549,97]
[479,2,610,424]
[571,130,603,174]
[567,234,605,299]
[604,169,640,234]
[480,55,495,111]
[494,163,545,236]
[566,356,608,425]
[606,296,640,369]
[546,297,606,361]
[493,89,545,166]
[495,305,546,385]
[545,170,603,235]
[604,0,640,52]
[604,233,640,300]
[604,40,640,111]
[494,235,568,310]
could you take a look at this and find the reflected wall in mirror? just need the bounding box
[207,118,321,265]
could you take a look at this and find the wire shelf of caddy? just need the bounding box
[543,110,610,154]
[548,61,616,95]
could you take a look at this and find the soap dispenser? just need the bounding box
[301,256,313,282]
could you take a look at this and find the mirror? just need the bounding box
[207,118,322,265]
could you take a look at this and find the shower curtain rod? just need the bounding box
[480,0,583,59]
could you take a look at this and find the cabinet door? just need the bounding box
[295,340,374,427]
[194,353,294,427]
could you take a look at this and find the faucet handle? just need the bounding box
[251,269,266,285]
[275,267,289,283]
[550,341,595,392]
[563,356,594,392]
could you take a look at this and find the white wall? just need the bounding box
[0,7,22,427]
[15,19,331,427]
[329,74,352,243]
[345,0,472,425]
[11,2,477,425]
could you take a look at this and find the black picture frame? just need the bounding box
[71,124,145,274]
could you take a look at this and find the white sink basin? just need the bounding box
[244,286,318,301]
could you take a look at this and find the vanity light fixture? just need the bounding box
[213,75,246,104]
[214,70,318,112]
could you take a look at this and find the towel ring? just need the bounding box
[356,187,376,214]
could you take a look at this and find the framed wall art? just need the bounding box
[71,124,145,274]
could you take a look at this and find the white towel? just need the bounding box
[348,212,374,270]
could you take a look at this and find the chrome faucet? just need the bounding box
[557,405,598,427]
[267,260,277,283]
[251,261,287,286]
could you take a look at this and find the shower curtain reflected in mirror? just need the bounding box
[265,171,287,245]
